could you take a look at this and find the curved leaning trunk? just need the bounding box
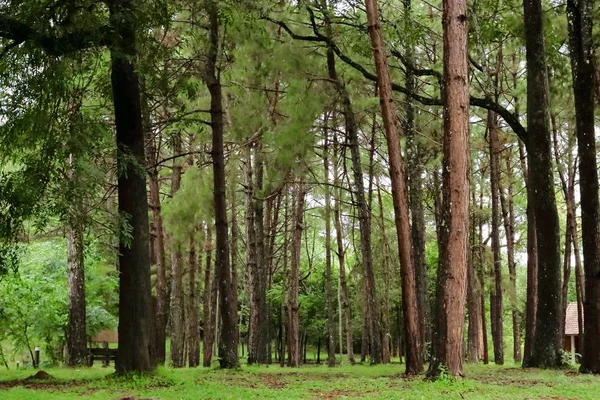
[365,0,423,374]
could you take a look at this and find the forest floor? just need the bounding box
[0,362,598,399]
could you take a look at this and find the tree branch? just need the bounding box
[264,12,528,143]
[390,48,443,85]
[0,14,114,56]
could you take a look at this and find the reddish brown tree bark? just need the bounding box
[365,0,422,374]
[429,0,470,377]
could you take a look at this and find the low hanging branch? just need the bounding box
[0,14,114,56]
[263,11,528,144]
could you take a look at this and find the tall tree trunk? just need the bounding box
[552,119,576,345]
[230,172,240,361]
[488,111,504,365]
[429,0,469,377]
[499,149,522,363]
[365,0,422,373]
[245,146,259,365]
[360,285,369,363]
[404,0,430,349]
[246,141,269,365]
[288,183,306,367]
[148,172,166,364]
[574,223,585,347]
[376,177,393,365]
[205,0,239,368]
[203,227,215,367]
[567,0,600,373]
[280,189,290,367]
[511,53,538,367]
[252,141,269,364]
[211,259,219,360]
[324,124,337,367]
[322,3,380,365]
[188,232,200,367]
[265,193,280,365]
[143,93,167,366]
[477,192,490,365]
[170,134,186,368]
[66,216,87,366]
[333,136,355,365]
[108,0,154,374]
[519,142,538,366]
[522,0,562,368]
[320,2,340,369]
[64,144,87,368]
[467,192,483,363]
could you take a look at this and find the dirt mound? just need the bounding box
[26,370,53,380]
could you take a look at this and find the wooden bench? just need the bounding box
[88,345,117,366]
[88,330,118,367]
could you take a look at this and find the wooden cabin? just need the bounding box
[564,302,582,363]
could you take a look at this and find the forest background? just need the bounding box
[0,0,597,380]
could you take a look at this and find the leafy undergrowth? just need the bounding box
[0,363,598,399]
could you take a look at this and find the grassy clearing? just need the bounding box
[0,362,598,399]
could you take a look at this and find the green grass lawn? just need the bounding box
[0,362,598,399]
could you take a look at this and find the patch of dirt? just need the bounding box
[261,375,287,389]
[505,367,535,372]
[210,372,346,391]
[474,375,558,389]
[538,397,579,400]
[385,381,412,389]
[208,374,257,388]
[209,373,288,390]
[310,388,370,399]
[0,380,83,391]
[114,397,159,400]
[379,373,421,380]
[0,373,88,392]
[264,372,349,381]
[26,370,53,380]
